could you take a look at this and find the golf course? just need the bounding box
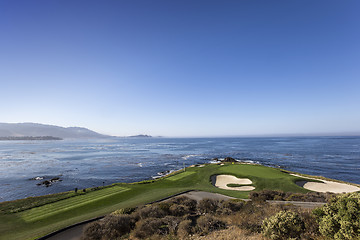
[0,163,356,240]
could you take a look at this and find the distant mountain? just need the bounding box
[0,136,63,141]
[0,123,109,139]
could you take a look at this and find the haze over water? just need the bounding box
[1,136,359,202]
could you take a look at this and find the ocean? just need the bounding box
[0,136,359,202]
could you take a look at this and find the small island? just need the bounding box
[128,134,152,138]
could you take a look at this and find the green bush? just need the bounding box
[262,210,305,240]
[111,207,135,215]
[314,192,360,240]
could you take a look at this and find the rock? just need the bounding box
[30,176,44,180]
[50,177,61,182]
[41,180,52,187]
[36,177,62,187]
[222,157,237,163]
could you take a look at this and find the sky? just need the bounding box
[1,0,359,137]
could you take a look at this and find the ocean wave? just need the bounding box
[181,154,200,160]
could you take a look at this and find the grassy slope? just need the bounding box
[0,163,311,240]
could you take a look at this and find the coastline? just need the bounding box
[2,162,360,240]
[2,137,360,202]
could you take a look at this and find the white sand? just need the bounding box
[214,175,255,191]
[291,174,360,193]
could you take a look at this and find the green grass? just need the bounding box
[21,186,128,222]
[0,163,327,240]
[166,171,195,181]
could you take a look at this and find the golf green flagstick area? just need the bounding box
[0,163,329,240]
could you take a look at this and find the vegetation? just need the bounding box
[81,196,319,240]
[314,192,360,240]
[262,210,305,240]
[0,163,339,240]
[250,189,336,202]
[83,193,360,240]
[82,197,233,239]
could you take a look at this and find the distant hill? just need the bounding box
[0,123,109,139]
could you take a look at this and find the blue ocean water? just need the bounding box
[0,137,359,202]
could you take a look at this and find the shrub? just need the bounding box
[162,215,181,234]
[101,214,134,239]
[197,198,219,214]
[177,219,193,238]
[249,190,278,202]
[299,210,320,239]
[221,199,245,212]
[195,215,226,235]
[133,217,170,238]
[111,207,135,215]
[138,205,167,219]
[304,191,335,202]
[169,204,190,216]
[168,196,197,211]
[250,190,335,203]
[235,201,268,233]
[81,221,103,240]
[262,210,305,240]
[314,192,360,240]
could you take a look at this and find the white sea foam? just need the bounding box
[182,154,199,160]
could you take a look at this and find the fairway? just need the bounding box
[0,163,330,240]
[21,186,129,222]
[166,171,195,181]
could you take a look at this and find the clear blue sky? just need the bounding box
[1,0,359,137]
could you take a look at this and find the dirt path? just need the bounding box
[178,190,238,201]
[45,224,86,240]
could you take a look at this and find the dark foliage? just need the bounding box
[250,189,336,202]
[195,215,226,234]
[81,221,103,240]
[177,219,193,238]
[197,198,220,214]
[80,194,326,240]
[133,217,175,238]
[101,215,134,239]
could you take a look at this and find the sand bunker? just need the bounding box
[213,175,255,191]
[292,174,360,193]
